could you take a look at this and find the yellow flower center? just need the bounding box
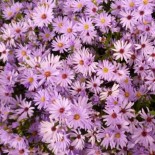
[100,18,106,24]
[84,24,89,30]
[80,77,86,82]
[92,0,97,5]
[44,71,51,77]
[21,50,27,56]
[124,78,129,83]
[143,0,148,5]
[143,20,149,25]
[136,91,142,98]
[28,77,34,83]
[113,101,118,105]
[125,92,129,97]
[9,50,13,55]
[77,3,83,8]
[74,114,80,120]
[79,60,84,65]
[41,14,47,19]
[103,67,109,73]
[129,2,135,7]
[45,33,50,38]
[57,42,64,48]
[7,11,13,17]
[40,96,45,102]
[58,23,63,28]
[67,28,72,33]
[115,133,121,138]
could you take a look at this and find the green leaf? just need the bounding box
[150,111,155,116]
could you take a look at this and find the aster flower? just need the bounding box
[86,76,102,94]
[66,97,92,129]
[41,53,62,69]
[139,108,155,128]
[0,104,10,122]
[0,42,9,62]
[77,17,94,33]
[84,145,103,155]
[146,47,155,62]
[145,73,155,92]
[136,0,155,10]
[0,69,18,86]
[134,85,147,101]
[70,81,86,96]
[0,85,13,104]
[49,96,71,123]
[40,119,60,142]
[134,35,153,55]
[119,85,135,102]
[122,0,137,10]
[134,9,152,22]
[10,21,28,39]
[112,129,128,149]
[40,28,54,42]
[70,130,85,150]
[100,84,119,100]
[1,28,15,47]
[103,107,123,126]
[49,133,70,154]
[80,30,97,44]
[10,135,27,149]
[85,3,98,17]
[32,6,53,28]
[73,48,97,76]
[132,127,154,147]
[134,61,149,77]
[11,2,23,14]
[111,0,123,15]
[61,20,77,39]
[20,69,38,91]
[8,147,30,155]
[112,40,132,62]
[72,0,86,12]
[114,63,130,83]
[94,12,111,32]
[119,100,135,120]
[105,96,122,109]
[52,35,70,53]
[52,16,68,33]
[120,10,137,30]
[34,89,49,109]
[98,128,115,149]
[97,60,115,81]
[15,45,31,61]
[2,7,15,20]
[14,101,34,121]
[56,66,74,87]
[38,65,59,85]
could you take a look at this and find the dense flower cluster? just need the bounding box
[0,0,155,154]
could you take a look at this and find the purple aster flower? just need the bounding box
[94,12,112,32]
[32,6,54,28]
[112,40,132,62]
[34,89,50,109]
[49,96,71,123]
[52,35,70,53]
[14,100,34,121]
[132,127,154,148]
[97,60,115,81]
